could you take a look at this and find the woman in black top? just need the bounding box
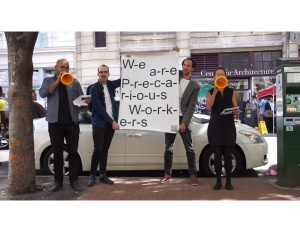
[206,67,241,190]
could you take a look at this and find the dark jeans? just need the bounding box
[211,145,233,181]
[164,117,197,176]
[48,123,80,183]
[90,123,115,175]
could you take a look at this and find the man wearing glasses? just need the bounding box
[87,64,121,187]
[39,58,90,192]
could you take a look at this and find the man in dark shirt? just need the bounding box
[39,58,90,192]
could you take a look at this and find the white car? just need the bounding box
[33,107,268,177]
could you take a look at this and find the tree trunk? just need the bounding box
[5,32,38,195]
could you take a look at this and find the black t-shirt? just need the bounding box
[57,83,73,124]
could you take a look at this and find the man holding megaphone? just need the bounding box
[39,58,91,192]
[206,67,240,191]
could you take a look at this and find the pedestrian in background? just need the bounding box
[246,100,251,109]
[32,90,47,119]
[258,98,266,122]
[250,95,258,127]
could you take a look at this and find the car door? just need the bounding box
[79,125,126,171]
[124,129,187,170]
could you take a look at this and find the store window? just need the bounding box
[95,32,106,48]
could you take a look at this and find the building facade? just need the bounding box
[1,31,300,103]
[77,31,300,103]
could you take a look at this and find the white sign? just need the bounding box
[287,73,300,83]
[119,52,179,133]
[284,67,300,73]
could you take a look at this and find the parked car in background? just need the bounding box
[33,106,268,177]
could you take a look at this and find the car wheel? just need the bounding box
[201,147,242,177]
[42,146,70,175]
[0,131,9,150]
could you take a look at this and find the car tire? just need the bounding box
[42,146,70,175]
[0,131,9,150]
[201,146,242,177]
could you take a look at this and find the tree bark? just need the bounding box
[5,32,38,195]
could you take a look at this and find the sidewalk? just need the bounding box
[78,176,300,200]
[1,174,300,200]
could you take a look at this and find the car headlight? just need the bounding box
[238,130,266,144]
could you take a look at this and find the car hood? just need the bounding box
[192,113,261,134]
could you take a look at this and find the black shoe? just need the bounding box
[70,180,83,191]
[213,182,222,190]
[50,181,63,192]
[87,175,96,187]
[226,183,233,190]
[99,175,114,185]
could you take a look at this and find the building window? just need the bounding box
[95,32,106,47]
[253,51,281,70]
[222,53,249,70]
[191,53,218,78]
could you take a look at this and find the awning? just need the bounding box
[257,84,276,99]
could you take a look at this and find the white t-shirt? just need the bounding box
[103,84,114,120]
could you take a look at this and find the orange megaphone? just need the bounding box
[215,76,228,89]
[61,72,74,85]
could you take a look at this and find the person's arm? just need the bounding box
[49,73,63,93]
[206,87,218,110]
[39,76,58,98]
[171,45,180,52]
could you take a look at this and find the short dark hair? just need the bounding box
[98,64,109,73]
[182,57,196,69]
[213,67,227,77]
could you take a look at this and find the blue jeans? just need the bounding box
[164,117,197,176]
[90,123,115,175]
